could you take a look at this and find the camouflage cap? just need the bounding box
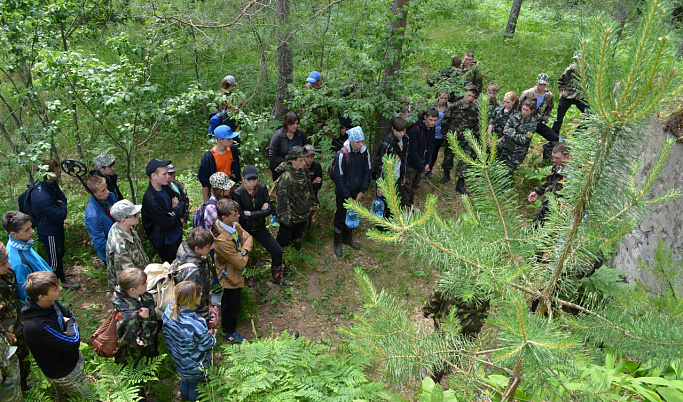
[537,73,550,85]
[0,241,7,261]
[111,199,142,222]
[286,146,306,160]
[209,172,235,191]
[94,154,115,168]
[464,82,478,94]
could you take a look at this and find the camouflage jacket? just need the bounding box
[520,87,554,125]
[487,98,502,124]
[442,99,479,141]
[489,106,515,139]
[106,223,150,293]
[461,61,484,94]
[558,63,583,100]
[173,242,212,321]
[0,334,21,400]
[422,289,489,336]
[0,270,23,336]
[275,162,314,226]
[500,111,537,167]
[112,289,158,363]
[534,164,567,211]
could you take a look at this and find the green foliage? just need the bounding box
[198,331,398,401]
[419,377,458,402]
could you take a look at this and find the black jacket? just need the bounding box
[197,146,242,187]
[23,299,80,378]
[307,160,323,199]
[267,128,307,175]
[407,117,435,172]
[142,183,188,250]
[232,184,272,232]
[332,141,372,199]
[31,179,67,237]
[373,132,408,182]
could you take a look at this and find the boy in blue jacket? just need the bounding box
[2,211,54,304]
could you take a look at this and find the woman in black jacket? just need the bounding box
[267,112,307,180]
[232,166,289,285]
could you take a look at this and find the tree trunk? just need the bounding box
[614,0,631,41]
[504,0,523,39]
[273,0,293,119]
[377,0,409,143]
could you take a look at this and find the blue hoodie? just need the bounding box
[84,192,117,261]
[6,236,53,304]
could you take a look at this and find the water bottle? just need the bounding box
[345,209,360,228]
[371,197,385,217]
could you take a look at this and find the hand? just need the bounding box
[138,307,150,319]
[559,90,564,98]
[172,197,179,208]
[244,210,251,216]
[313,177,322,184]
[528,192,538,202]
[4,332,17,345]
[424,164,431,173]
[401,178,406,186]
[261,203,269,210]
[355,192,364,201]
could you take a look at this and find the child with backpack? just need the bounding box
[112,268,159,399]
[112,268,159,365]
[193,172,235,231]
[162,281,216,402]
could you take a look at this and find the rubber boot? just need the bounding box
[334,230,343,257]
[455,177,468,195]
[343,228,361,250]
[542,141,558,161]
[440,171,451,184]
[271,264,293,285]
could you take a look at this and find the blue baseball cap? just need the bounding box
[214,125,240,139]
[306,71,321,83]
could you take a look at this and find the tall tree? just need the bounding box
[504,0,523,39]
[273,0,293,118]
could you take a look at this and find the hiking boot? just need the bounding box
[334,230,343,257]
[271,265,293,285]
[440,171,451,184]
[62,280,81,290]
[222,332,246,344]
[455,178,468,195]
[245,276,256,288]
[342,228,361,250]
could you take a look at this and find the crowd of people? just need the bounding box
[0,51,588,399]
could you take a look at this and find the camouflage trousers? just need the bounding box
[1,353,23,401]
[46,352,90,401]
[455,136,476,179]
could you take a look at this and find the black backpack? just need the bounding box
[17,181,39,227]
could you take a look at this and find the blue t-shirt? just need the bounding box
[534,93,545,110]
[435,110,445,140]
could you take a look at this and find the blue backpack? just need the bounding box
[192,198,217,229]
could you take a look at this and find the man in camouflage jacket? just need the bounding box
[552,53,590,134]
[0,241,29,391]
[461,52,484,94]
[106,200,149,293]
[528,143,571,225]
[276,146,315,250]
[441,86,479,193]
[499,99,538,173]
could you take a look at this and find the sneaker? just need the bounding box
[222,332,246,344]
[62,280,81,290]
[280,278,294,285]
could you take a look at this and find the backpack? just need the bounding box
[192,198,217,229]
[144,262,196,316]
[268,175,282,205]
[91,311,119,358]
[327,147,349,180]
[17,181,39,227]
